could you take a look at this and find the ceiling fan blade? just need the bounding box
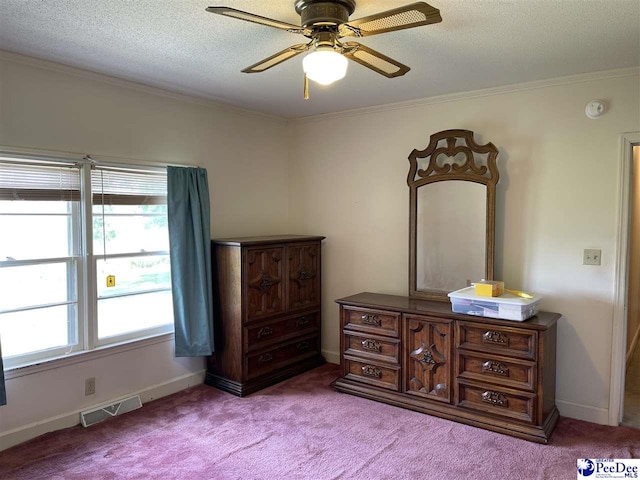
[206,7,306,34]
[338,2,441,38]
[341,42,410,78]
[242,43,311,74]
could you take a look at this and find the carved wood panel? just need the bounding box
[456,351,536,392]
[344,357,400,391]
[404,314,452,403]
[246,334,320,379]
[457,381,536,424]
[288,243,320,312]
[456,321,537,360]
[342,306,400,337]
[343,330,400,364]
[245,247,285,321]
[245,312,320,351]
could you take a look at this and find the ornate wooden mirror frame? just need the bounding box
[407,129,499,301]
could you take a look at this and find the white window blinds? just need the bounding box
[0,160,80,201]
[91,166,167,205]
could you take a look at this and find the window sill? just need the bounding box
[5,332,175,380]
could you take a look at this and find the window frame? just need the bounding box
[0,153,174,370]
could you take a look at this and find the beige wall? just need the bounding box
[628,146,640,356]
[288,73,640,423]
[1,49,639,443]
[0,54,290,237]
[0,54,290,446]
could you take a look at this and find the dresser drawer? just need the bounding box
[245,312,319,351]
[342,306,400,338]
[457,350,536,392]
[456,321,538,360]
[457,380,536,424]
[343,331,400,364]
[246,334,320,379]
[344,356,400,391]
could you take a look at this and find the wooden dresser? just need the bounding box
[333,292,560,443]
[205,235,325,396]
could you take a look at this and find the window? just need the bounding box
[92,167,172,343]
[0,157,173,369]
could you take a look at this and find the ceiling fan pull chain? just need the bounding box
[304,74,310,100]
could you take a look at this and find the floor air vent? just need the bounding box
[80,395,142,427]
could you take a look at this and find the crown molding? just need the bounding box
[293,67,640,125]
[2,49,637,125]
[0,50,288,124]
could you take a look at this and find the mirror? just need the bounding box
[408,130,499,301]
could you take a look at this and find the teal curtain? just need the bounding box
[167,166,214,357]
[0,338,6,405]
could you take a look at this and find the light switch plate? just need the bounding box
[583,249,601,266]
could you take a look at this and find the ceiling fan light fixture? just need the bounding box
[302,48,348,85]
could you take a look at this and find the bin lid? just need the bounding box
[448,286,542,306]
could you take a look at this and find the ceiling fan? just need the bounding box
[206,1,442,98]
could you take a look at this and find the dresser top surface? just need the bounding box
[336,292,561,330]
[212,235,325,246]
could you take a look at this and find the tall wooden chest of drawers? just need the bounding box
[205,235,325,396]
[333,292,560,443]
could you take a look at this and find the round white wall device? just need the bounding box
[585,100,606,119]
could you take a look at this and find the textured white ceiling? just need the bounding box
[1,1,639,118]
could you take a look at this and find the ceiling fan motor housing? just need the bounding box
[294,0,356,28]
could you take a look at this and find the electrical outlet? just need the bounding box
[85,377,96,396]
[583,249,602,266]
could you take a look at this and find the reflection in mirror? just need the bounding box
[416,181,486,292]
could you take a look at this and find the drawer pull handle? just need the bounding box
[298,268,311,281]
[421,350,436,365]
[296,341,310,351]
[361,339,382,352]
[482,361,509,376]
[296,317,310,327]
[483,330,508,345]
[361,365,382,378]
[361,314,381,326]
[482,391,508,407]
[258,353,273,364]
[257,326,274,338]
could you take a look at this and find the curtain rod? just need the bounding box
[0,158,78,169]
[0,145,199,169]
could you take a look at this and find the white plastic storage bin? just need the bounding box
[448,286,541,321]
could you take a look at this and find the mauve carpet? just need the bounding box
[1,364,638,480]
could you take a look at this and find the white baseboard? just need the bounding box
[557,399,609,425]
[0,370,205,452]
[322,349,340,365]
[0,366,615,451]
[626,325,640,368]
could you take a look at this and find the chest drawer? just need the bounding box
[343,356,400,391]
[245,311,319,351]
[457,380,536,424]
[342,306,400,338]
[246,334,320,379]
[457,350,536,392]
[456,321,538,360]
[343,331,400,364]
